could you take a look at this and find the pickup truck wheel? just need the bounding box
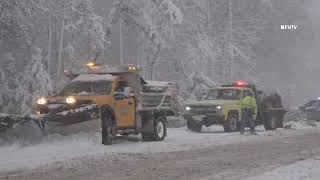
[101,112,116,145]
[278,118,284,128]
[187,119,202,132]
[142,116,167,141]
[223,114,238,132]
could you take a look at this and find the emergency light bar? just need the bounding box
[222,80,249,88]
[64,63,140,77]
[234,80,248,87]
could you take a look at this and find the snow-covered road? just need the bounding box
[247,157,320,180]
[0,120,317,174]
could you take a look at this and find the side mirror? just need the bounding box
[124,87,133,98]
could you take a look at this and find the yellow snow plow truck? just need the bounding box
[1,63,177,145]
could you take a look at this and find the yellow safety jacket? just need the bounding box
[241,96,257,110]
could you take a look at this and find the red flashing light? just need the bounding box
[235,80,248,86]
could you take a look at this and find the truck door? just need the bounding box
[114,81,136,128]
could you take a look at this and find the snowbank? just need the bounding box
[0,120,319,174]
[247,157,320,180]
[283,110,318,129]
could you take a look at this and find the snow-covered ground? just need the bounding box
[247,157,320,180]
[0,120,318,174]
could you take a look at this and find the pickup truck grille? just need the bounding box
[190,106,217,114]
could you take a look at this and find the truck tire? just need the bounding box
[187,119,202,132]
[101,108,116,145]
[142,116,166,141]
[278,117,284,128]
[264,116,278,130]
[223,113,239,132]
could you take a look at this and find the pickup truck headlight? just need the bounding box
[216,105,222,111]
[36,97,47,105]
[185,106,191,111]
[66,96,77,104]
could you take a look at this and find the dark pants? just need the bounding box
[240,109,256,133]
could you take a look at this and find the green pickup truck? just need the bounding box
[183,81,287,132]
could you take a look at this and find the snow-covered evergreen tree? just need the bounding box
[18,47,52,115]
[0,53,19,114]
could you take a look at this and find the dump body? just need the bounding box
[141,81,180,115]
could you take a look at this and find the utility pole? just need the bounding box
[119,16,124,64]
[48,13,52,75]
[57,0,67,88]
[227,0,233,82]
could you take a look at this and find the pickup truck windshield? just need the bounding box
[207,89,241,100]
[59,81,112,95]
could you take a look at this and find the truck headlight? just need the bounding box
[66,96,77,104]
[216,105,222,111]
[37,97,47,105]
[185,106,191,111]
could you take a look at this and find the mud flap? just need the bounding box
[141,117,155,134]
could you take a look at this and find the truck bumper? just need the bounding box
[183,114,225,126]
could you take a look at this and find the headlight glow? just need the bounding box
[66,96,77,104]
[216,105,222,110]
[185,106,191,111]
[37,97,47,105]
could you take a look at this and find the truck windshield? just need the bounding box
[59,81,112,95]
[207,89,241,100]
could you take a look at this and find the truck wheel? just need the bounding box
[142,116,167,141]
[223,114,238,132]
[101,111,116,145]
[278,118,284,128]
[187,119,202,132]
[264,116,277,130]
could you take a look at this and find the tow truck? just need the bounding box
[183,80,287,132]
[1,63,175,145]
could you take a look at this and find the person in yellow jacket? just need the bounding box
[240,91,257,135]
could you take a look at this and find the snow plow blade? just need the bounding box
[40,104,99,126]
[0,113,36,133]
[0,105,99,133]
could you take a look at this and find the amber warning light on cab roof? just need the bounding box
[86,61,96,67]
